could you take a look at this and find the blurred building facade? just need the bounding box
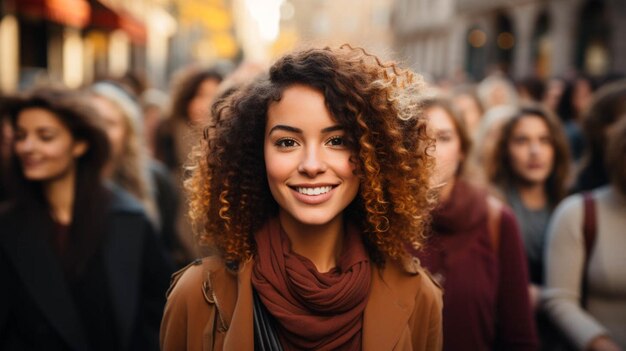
[0,0,239,93]
[392,0,626,81]
[273,0,395,60]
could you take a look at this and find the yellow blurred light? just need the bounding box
[271,28,298,58]
[86,31,108,53]
[180,2,232,30]
[213,32,238,58]
[468,29,486,48]
[497,32,515,50]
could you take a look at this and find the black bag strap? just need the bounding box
[581,192,597,308]
[253,289,284,351]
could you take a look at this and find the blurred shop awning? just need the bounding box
[90,0,146,44]
[16,0,91,28]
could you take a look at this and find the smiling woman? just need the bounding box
[160,45,443,351]
[0,87,173,350]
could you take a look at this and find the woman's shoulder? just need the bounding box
[165,256,235,303]
[551,192,586,224]
[381,257,443,306]
[107,183,145,215]
[161,256,232,350]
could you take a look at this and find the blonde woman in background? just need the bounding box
[90,81,187,267]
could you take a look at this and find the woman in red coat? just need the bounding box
[415,96,538,351]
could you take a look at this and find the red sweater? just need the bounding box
[416,180,538,351]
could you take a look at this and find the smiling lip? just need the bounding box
[526,163,544,170]
[289,184,338,205]
[20,158,44,168]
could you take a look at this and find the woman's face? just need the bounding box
[264,84,360,228]
[188,78,220,124]
[91,96,126,161]
[13,108,86,182]
[507,115,554,185]
[427,106,463,188]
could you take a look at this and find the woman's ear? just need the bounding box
[72,140,88,157]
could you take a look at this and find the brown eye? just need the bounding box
[275,138,298,148]
[326,136,344,146]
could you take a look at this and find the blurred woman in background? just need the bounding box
[487,105,570,289]
[0,87,173,350]
[90,80,188,268]
[155,67,224,174]
[572,80,626,193]
[90,81,159,226]
[155,67,225,259]
[542,116,626,351]
[414,96,537,351]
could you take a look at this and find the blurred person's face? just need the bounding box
[453,94,482,137]
[13,108,86,182]
[264,84,359,229]
[427,106,463,190]
[507,115,554,185]
[91,96,127,162]
[489,83,509,108]
[188,78,220,124]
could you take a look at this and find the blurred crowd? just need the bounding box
[0,54,625,351]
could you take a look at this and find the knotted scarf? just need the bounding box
[251,218,371,350]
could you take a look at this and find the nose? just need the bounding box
[529,141,541,155]
[298,145,327,177]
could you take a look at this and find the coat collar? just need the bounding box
[214,257,422,350]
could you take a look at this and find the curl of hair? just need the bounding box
[488,104,570,206]
[185,45,436,265]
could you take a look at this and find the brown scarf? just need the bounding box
[251,218,371,350]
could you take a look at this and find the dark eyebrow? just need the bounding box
[321,125,344,133]
[268,124,344,136]
[268,125,302,135]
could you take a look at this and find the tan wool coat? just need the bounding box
[160,256,443,351]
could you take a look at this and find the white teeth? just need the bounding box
[296,186,333,196]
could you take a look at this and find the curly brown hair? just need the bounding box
[185,45,435,266]
[488,105,570,206]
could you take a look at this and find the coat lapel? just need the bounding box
[363,260,419,351]
[223,259,255,350]
[0,210,90,351]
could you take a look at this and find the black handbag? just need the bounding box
[253,289,284,351]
